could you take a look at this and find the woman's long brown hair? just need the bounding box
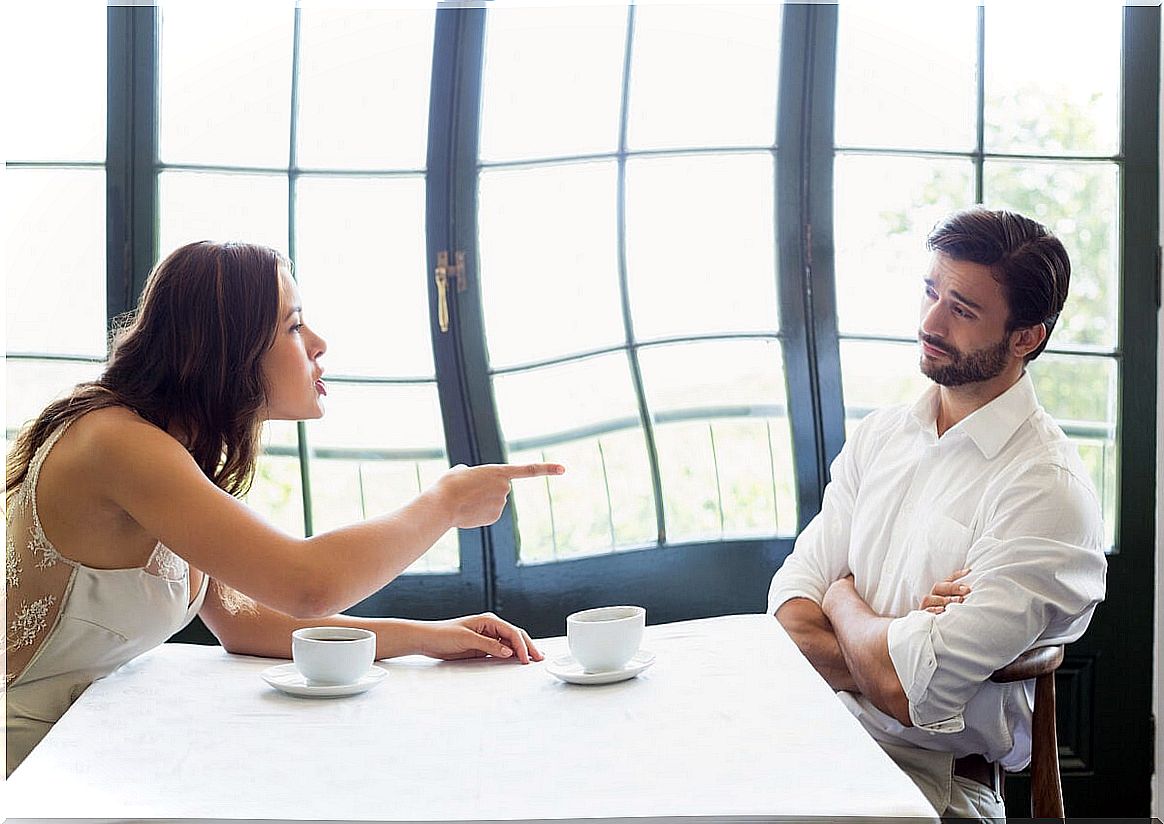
[6,241,286,504]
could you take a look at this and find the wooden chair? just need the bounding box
[990,645,1065,819]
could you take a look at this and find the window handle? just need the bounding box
[435,251,466,333]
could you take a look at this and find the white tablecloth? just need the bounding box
[5,614,936,822]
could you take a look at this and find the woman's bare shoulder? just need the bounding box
[67,406,184,462]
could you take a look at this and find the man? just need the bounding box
[768,207,1107,820]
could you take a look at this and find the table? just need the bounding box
[5,614,937,822]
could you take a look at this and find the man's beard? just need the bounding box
[919,332,1012,387]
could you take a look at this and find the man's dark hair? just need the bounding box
[926,206,1070,363]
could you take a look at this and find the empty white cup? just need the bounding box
[566,605,646,673]
[291,627,376,685]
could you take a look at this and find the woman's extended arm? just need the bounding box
[198,576,542,663]
[84,407,562,618]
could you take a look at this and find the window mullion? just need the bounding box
[974,5,985,203]
[614,6,668,545]
[106,5,157,333]
[286,5,315,538]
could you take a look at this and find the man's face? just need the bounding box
[917,253,1016,387]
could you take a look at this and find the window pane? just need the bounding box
[5,169,107,357]
[834,154,974,337]
[306,383,456,573]
[493,354,655,562]
[158,171,289,257]
[480,6,626,162]
[627,6,781,151]
[6,360,104,437]
[478,162,623,368]
[158,3,294,167]
[296,7,435,170]
[835,4,976,152]
[295,176,432,378]
[984,6,1120,155]
[245,454,305,538]
[983,161,1118,350]
[509,429,656,564]
[4,5,106,162]
[626,154,778,341]
[308,382,445,454]
[639,339,796,541]
[305,458,457,575]
[1028,354,1117,550]
[839,340,930,436]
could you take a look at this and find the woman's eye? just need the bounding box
[291,323,304,333]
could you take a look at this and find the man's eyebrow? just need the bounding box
[948,290,984,312]
[284,306,302,321]
[924,279,984,312]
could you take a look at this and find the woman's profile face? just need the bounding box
[260,268,328,421]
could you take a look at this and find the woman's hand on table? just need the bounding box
[412,613,543,664]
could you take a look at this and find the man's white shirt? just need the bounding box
[767,371,1106,770]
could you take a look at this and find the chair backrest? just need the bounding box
[990,645,1065,818]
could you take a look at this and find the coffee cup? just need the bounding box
[566,605,645,673]
[291,627,376,685]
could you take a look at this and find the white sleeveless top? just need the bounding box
[5,417,209,776]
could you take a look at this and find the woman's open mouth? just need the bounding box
[315,379,327,396]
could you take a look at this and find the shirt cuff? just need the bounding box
[887,611,965,734]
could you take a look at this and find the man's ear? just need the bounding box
[1011,323,1047,360]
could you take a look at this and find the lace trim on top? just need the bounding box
[5,417,188,685]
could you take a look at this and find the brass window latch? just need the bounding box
[435,251,466,333]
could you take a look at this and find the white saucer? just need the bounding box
[260,663,387,697]
[546,649,656,685]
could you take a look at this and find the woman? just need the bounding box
[5,241,563,776]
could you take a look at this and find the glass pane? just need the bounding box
[5,169,107,357]
[835,4,976,152]
[296,7,435,170]
[306,383,456,573]
[1027,353,1117,551]
[639,339,796,541]
[493,353,655,562]
[245,454,305,538]
[839,340,930,436]
[307,382,445,454]
[305,457,457,574]
[6,359,104,437]
[627,5,782,151]
[158,171,289,258]
[834,154,974,337]
[626,154,777,341]
[984,6,1120,155]
[4,5,105,162]
[295,176,431,378]
[983,161,1118,350]
[1028,354,1115,440]
[480,6,626,162]
[509,429,656,564]
[478,162,623,368]
[158,2,294,167]
[262,418,300,450]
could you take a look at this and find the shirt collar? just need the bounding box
[909,372,1039,459]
